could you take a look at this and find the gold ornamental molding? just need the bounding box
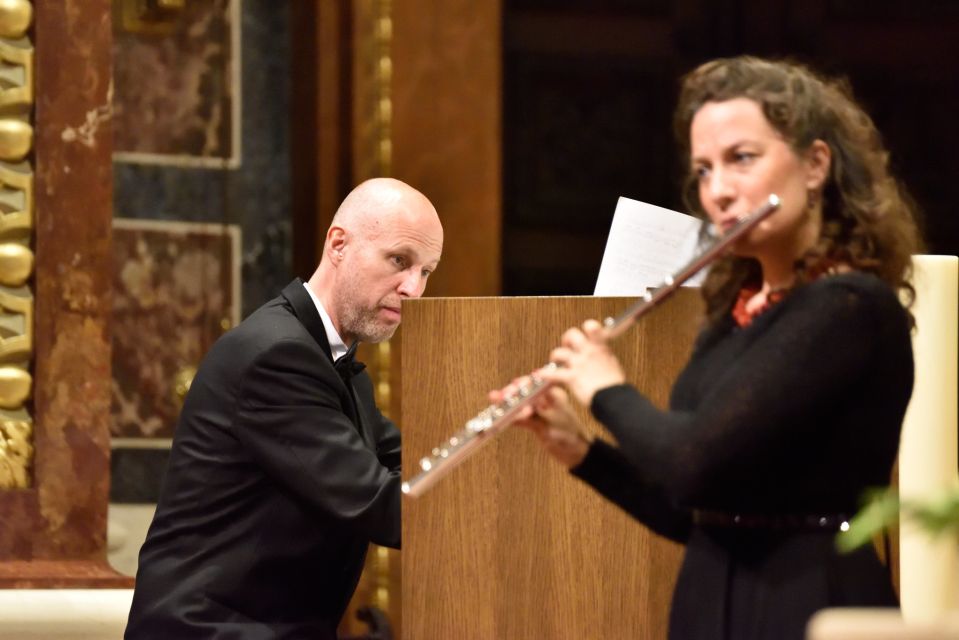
[354,0,392,181]
[352,0,393,430]
[114,0,187,36]
[373,0,393,428]
[0,242,31,284]
[0,161,33,236]
[370,0,395,619]
[0,118,31,160]
[348,0,398,626]
[0,1,31,40]
[0,0,33,490]
[373,0,392,176]
[0,35,34,110]
[0,418,30,487]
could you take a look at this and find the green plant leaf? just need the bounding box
[837,486,959,553]
[836,487,900,553]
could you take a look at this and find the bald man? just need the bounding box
[126,179,443,640]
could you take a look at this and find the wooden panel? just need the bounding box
[402,292,702,639]
[391,0,503,296]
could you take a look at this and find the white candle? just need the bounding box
[899,255,959,620]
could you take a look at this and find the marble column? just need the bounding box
[0,0,128,587]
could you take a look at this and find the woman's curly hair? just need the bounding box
[673,56,923,326]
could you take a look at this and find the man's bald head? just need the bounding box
[324,178,440,252]
[309,178,443,344]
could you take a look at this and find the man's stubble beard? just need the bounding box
[341,304,398,344]
[335,274,399,344]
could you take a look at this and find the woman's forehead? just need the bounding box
[690,99,780,152]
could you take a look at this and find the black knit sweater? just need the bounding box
[571,272,912,639]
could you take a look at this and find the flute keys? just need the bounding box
[420,457,432,471]
[467,415,493,433]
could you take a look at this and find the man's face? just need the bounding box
[333,207,443,344]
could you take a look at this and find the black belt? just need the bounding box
[692,509,851,532]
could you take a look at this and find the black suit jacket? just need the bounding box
[126,279,401,640]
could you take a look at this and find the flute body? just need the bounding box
[402,194,781,498]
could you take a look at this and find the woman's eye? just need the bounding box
[734,151,756,164]
[694,165,710,180]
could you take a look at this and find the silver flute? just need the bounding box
[402,194,781,498]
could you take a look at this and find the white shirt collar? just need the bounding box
[302,281,349,361]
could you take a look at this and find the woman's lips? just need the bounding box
[719,217,740,233]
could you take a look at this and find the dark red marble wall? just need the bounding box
[113,0,236,162]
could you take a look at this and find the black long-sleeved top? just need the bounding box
[573,272,912,640]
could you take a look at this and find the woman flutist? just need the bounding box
[505,56,923,639]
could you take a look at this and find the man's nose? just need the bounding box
[397,271,426,298]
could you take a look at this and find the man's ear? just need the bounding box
[804,139,832,191]
[327,226,347,264]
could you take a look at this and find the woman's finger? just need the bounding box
[513,404,535,421]
[582,318,606,341]
[549,346,573,367]
[560,327,586,349]
[545,385,570,404]
[538,363,572,387]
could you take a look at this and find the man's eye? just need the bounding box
[391,255,407,268]
[734,151,756,164]
[421,269,432,278]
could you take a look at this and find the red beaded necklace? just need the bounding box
[732,284,791,327]
[731,260,844,328]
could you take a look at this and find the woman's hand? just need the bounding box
[519,386,591,469]
[540,319,626,407]
[489,380,591,469]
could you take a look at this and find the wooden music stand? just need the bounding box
[400,292,702,639]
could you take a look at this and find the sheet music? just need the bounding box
[594,197,704,295]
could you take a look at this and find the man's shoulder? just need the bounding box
[210,296,320,366]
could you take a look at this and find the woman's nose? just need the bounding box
[704,169,735,209]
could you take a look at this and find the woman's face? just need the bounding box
[689,98,829,261]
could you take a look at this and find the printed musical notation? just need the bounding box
[594,197,704,296]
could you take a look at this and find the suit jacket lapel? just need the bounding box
[281,278,334,363]
[280,278,376,449]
